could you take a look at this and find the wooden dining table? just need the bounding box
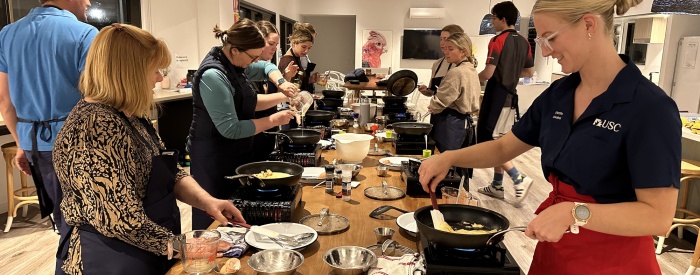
[167,136,539,274]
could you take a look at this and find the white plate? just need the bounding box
[317,140,332,147]
[301,167,325,179]
[396,212,417,237]
[374,132,393,140]
[300,167,326,184]
[244,222,318,251]
[379,157,417,171]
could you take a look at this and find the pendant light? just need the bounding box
[479,0,522,35]
[479,0,496,35]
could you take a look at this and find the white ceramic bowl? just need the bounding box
[351,103,378,118]
[332,134,373,163]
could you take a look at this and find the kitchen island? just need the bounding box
[166,141,540,275]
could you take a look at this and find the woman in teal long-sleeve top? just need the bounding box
[187,19,297,229]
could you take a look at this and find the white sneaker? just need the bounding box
[478,185,505,199]
[514,175,534,205]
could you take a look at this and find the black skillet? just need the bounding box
[414,204,510,248]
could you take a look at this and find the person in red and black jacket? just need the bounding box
[476,1,535,206]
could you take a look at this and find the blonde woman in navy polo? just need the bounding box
[418,0,680,273]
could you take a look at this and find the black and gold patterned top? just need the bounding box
[53,100,188,274]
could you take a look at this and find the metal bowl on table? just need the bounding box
[330,118,349,128]
[247,249,304,275]
[323,246,377,275]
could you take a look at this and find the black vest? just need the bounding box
[187,47,258,154]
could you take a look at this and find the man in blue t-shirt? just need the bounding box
[0,0,96,248]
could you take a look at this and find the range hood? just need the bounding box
[651,0,700,15]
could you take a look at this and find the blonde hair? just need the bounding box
[80,24,171,117]
[293,22,316,36]
[532,0,643,35]
[442,24,464,34]
[446,32,478,68]
[288,28,314,45]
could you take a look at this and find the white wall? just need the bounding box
[293,0,537,84]
[302,15,357,76]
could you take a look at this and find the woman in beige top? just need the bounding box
[427,32,481,152]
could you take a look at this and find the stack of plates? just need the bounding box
[244,223,318,250]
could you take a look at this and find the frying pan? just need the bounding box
[390,122,432,136]
[386,70,418,97]
[414,204,510,248]
[304,110,336,122]
[317,98,344,108]
[381,96,407,105]
[265,129,322,145]
[232,161,304,189]
[322,90,345,98]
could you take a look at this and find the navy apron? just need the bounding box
[57,113,181,275]
[16,117,66,224]
[476,78,520,143]
[429,60,468,152]
[188,47,257,230]
[428,57,452,91]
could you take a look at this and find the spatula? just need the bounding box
[429,190,454,233]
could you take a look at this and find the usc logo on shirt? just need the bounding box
[593,118,622,132]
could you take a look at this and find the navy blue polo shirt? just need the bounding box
[512,55,680,204]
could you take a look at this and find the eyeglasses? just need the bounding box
[241,50,260,62]
[534,16,582,52]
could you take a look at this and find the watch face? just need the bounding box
[575,205,591,220]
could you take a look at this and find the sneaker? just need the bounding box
[514,175,534,205]
[478,185,505,199]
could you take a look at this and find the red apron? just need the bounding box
[528,174,661,275]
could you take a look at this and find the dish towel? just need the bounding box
[216,227,249,258]
[368,253,424,275]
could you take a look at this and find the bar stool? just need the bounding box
[2,142,38,232]
[655,159,700,275]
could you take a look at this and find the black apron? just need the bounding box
[476,78,520,143]
[16,117,65,221]
[252,80,278,162]
[428,57,452,91]
[188,47,257,230]
[57,113,181,275]
[291,50,316,93]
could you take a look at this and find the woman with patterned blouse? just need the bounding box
[52,23,245,275]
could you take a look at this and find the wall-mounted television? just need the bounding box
[402,29,442,60]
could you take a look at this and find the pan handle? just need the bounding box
[485,226,527,246]
[263,131,294,143]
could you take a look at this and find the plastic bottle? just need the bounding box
[342,178,352,202]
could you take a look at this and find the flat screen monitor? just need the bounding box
[402,29,442,60]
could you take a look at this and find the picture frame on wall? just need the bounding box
[361,29,392,68]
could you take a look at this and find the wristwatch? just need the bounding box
[277,78,287,86]
[570,202,591,234]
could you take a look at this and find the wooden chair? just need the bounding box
[655,159,700,275]
[2,142,38,232]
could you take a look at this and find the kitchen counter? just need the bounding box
[154,88,193,103]
[166,141,539,274]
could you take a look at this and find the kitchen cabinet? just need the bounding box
[633,17,667,44]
